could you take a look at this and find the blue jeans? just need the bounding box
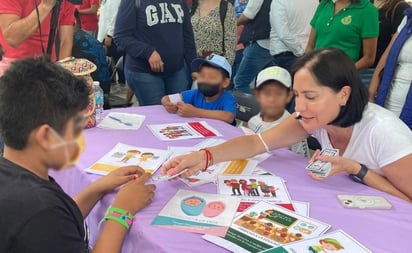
[125,67,188,106]
[359,68,374,88]
[272,52,297,71]
[228,49,244,90]
[234,42,273,93]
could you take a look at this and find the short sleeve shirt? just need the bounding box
[310,0,379,62]
[0,157,89,253]
[182,89,237,118]
[78,0,99,31]
[313,103,412,175]
[0,0,75,60]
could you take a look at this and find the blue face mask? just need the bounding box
[198,82,221,97]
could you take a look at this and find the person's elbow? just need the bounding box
[3,32,21,48]
[223,112,235,124]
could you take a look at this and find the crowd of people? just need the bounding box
[0,0,411,251]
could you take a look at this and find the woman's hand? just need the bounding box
[161,151,206,178]
[308,149,360,181]
[95,166,146,194]
[112,172,156,214]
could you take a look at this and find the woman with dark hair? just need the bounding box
[190,0,236,64]
[162,48,412,202]
[305,0,379,71]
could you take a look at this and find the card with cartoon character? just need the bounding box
[147,121,222,141]
[86,143,171,176]
[152,189,240,236]
[259,230,371,253]
[217,175,294,211]
[203,201,331,253]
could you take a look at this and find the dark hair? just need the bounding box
[190,0,199,15]
[0,57,90,150]
[291,48,368,128]
[200,62,230,79]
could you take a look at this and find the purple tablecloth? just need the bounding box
[51,105,411,253]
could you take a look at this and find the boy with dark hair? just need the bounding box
[161,54,236,124]
[248,66,310,157]
[0,57,155,252]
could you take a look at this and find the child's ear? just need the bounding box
[286,90,293,103]
[35,125,54,150]
[222,78,231,89]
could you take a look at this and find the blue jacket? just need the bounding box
[376,8,412,129]
[114,0,197,74]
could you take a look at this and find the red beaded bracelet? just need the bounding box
[199,148,213,172]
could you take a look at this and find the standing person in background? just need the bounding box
[269,0,317,71]
[77,0,99,38]
[0,0,75,75]
[369,9,412,128]
[228,0,248,90]
[114,0,197,106]
[98,0,126,86]
[305,0,379,71]
[190,0,236,65]
[234,0,273,94]
[359,0,410,86]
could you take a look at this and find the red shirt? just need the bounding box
[78,0,99,31]
[0,0,75,60]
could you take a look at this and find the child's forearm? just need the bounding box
[196,109,234,123]
[92,221,128,253]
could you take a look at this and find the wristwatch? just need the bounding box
[350,164,368,184]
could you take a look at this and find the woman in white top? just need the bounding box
[369,15,412,119]
[162,48,412,202]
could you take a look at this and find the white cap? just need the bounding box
[93,81,100,87]
[256,66,292,89]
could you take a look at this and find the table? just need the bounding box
[51,105,412,253]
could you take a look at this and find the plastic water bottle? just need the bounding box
[94,81,104,122]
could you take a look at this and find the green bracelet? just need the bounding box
[103,206,134,230]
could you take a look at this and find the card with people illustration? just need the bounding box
[152,189,240,236]
[217,175,294,211]
[259,230,371,253]
[85,143,172,176]
[147,121,222,141]
[203,201,331,253]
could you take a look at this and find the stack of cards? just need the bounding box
[305,148,339,177]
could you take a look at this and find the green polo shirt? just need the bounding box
[310,0,379,62]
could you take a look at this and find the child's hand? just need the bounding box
[161,96,178,113]
[95,166,145,194]
[177,102,198,117]
[164,103,178,113]
[112,173,156,214]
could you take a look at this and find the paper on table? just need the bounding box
[217,175,295,211]
[147,121,223,141]
[203,201,331,253]
[86,143,171,176]
[152,189,241,237]
[259,230,371,253]
[292,201,310,217]
[98,112,145,130]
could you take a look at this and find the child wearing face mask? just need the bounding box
[0,57,156,253]
[161,54,236,125]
